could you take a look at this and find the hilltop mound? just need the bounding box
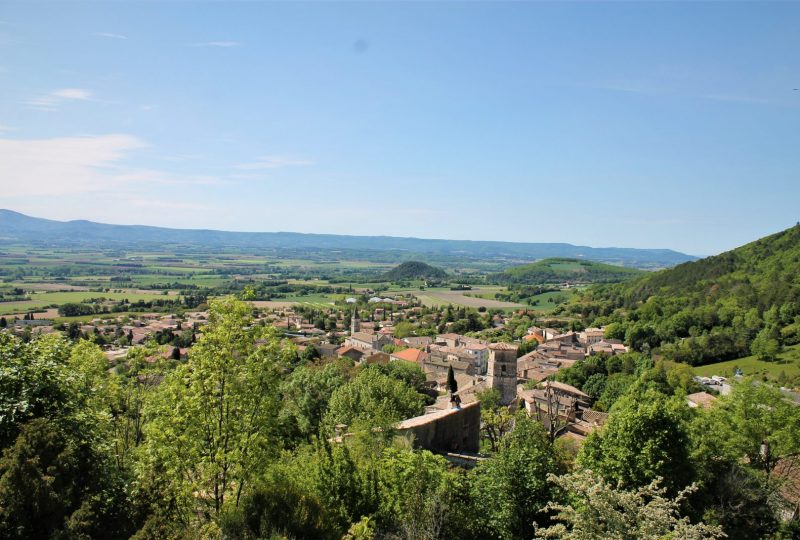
[496,258,643,285]
[383,261,447,281]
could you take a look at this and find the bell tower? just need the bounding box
[487,343,518,405]
[350,308,361,334]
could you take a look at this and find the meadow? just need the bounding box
[693,344,800,383]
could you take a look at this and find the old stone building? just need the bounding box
[487,342,518,405]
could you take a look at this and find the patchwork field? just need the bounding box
[409,288,524,310]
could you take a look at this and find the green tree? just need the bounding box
[470,413,561,539]
[377,447,456,538]
[0,333,75,446]
[323,366,425,434]
[578,389,694,494]
[278,361,349,444]
[0,419,133,539]
[477,388,514,453]
[393,321,414,339]
[750,326,782,361]
[446,365,458,394]
[141,297,287,523]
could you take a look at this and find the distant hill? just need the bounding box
[495,258,644,285]
[383,261,447,281]
[0,209,696,268]
[567,224,800,367]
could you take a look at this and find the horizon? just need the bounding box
[1,207,717,257]
[1,2,799,255]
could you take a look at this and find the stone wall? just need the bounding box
[396,401,481,454]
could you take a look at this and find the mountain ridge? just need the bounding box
[0,209,696,268]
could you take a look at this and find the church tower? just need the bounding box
[350,308,361,334]
[487,343,518,405]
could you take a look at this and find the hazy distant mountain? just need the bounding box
[0,210,696,268]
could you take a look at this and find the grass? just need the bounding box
[693,344,800,383]
[523,290,577,314]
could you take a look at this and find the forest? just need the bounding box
[563,224,800,367]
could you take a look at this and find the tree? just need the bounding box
[692,382,800,479]
[141,297,287,523]
[0,419,133,539]
[446,365,458,394]
[393,321,414,339]
[377,447,455,539]
[323,366,425,434]
[0,333,75,447]
[301,344,321,364]
[535,470,724,540]
[218,466,329,540]
[470,413,561,539]
[278,362,349,444]
[750,326,782,361]
[578,389,694,495]
[477,388,514,453]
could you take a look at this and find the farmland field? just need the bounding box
[408,288,523,310]
[0,289,177,315]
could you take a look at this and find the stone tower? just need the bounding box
[487,343,518,405]
[350,308,361,334]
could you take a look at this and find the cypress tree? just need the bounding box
[447,365,458,394]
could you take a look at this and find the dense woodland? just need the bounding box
[564,224,800,366]
[493,258,644,286]
[1,296,799,539]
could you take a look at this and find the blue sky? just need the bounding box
[1,2,798,256]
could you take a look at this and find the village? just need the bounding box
[4,291,722,456]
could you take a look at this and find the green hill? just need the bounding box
[496,258,644,285]
[566,224,800,368]
[383,261,447,281]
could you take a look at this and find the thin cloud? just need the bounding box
[25,88,93,111]
[702,93,796,107]
[0,134,147,197]
[95,32,128,40]
[193,41,241,48]
[0,124,14,132]
[233,156,313,170]
[0,135,225,197]
[128,198,210,212]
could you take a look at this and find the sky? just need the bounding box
[1,2,799,257]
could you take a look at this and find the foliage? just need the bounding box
[495,258,643,285]
[140,297,287,521]
[578,389,694,494]
[278,361,350,445]
[0,418,133,539]
[566,224,800,366]
[376,447,456,539]
[383,261,447,281]
[218,466,329,540]
[323,365,425,434]
[535,470,725,540]
[477,388,514,453]
[470,413,561,539]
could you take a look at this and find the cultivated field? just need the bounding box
[410,288,523,310]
